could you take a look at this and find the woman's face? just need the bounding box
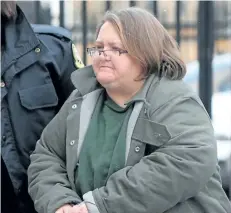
[92,21,143,91]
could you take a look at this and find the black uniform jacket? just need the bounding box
[1,6,81,213]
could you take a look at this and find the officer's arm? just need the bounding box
[32,24,84,106]
[57,41,84,106]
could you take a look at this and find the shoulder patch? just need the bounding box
[72,44,84,69]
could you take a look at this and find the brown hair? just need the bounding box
[96,7,186,80]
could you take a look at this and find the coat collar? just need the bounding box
[71,65,100,96]
[71,65,160,105]
[126,74,158,106]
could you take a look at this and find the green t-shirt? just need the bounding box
[76,91,133,197]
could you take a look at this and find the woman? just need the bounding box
[28,7,231,213]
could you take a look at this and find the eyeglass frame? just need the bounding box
[87,47,128,57]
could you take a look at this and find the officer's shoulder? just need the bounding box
[31,24,72,42]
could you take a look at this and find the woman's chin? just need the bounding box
[96,75,115,86]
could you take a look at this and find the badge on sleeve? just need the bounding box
[72,43,84,69]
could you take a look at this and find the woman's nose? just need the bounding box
[100,51,111,61]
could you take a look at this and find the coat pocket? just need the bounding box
[19,83,58,110]
[126,118,171,166]
[132,118,171,146]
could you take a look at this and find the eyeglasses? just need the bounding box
[87,47,128,57]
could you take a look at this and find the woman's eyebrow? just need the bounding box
[95,40,123,47]
[108,41,123,46]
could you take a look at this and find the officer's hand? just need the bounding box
[55,204,73,213]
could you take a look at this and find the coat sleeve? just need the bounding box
[91,96,217,213]
[28,93,82,213]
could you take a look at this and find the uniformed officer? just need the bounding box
[1,2,84,213]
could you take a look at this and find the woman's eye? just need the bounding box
[95,46,103,50]
[112,47,120,50]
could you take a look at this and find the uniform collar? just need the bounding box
[1,6,40,72]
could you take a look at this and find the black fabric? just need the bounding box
[1,157,21,213]
[1,5,77,213]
